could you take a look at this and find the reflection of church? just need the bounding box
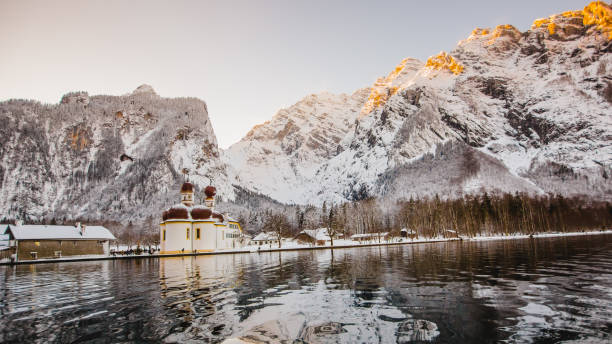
[159,182,242,254]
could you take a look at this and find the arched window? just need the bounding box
[186,228,190,240]
[196,228,201,240]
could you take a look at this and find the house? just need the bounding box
[294,228,341,245]
[350,232,389,242]
[400,228,418,239]
[250,232,279,246]
[2,223,116,261]
[159,182,243,254]
[443,229,459,238]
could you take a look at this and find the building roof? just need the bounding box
[400,228,417,234]
[252,232,278,241]
[204,185,217,198]
[350,232,389,239]
[180,182,194,193]
[3,224,116,240]
[298,228,337,241]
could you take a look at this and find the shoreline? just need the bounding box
[2,230,611,266]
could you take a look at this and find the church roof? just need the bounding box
[180,182,194,193]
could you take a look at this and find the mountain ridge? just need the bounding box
[224,1,612,205]
[1,2,611,228]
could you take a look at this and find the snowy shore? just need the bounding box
[1,230,611,265]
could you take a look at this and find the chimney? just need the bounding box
[81,225,86,236]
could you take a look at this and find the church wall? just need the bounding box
[194,222,216,252]
[162,221,193,254]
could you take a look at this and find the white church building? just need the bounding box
[159,182,242,254]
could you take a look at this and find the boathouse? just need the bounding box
[2,223,116,261]
[159,182,242,254]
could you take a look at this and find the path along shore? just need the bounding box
[2,230,611,266]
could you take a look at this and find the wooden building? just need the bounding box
[294,228,341,246]
[2,223,116,262]
[250,232,279,246]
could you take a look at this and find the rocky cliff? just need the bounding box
[2,2,611,226]
[0,85,232,224]
[225,1,612,204]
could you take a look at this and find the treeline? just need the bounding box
[259,192,612,239]
[393,193,612,237]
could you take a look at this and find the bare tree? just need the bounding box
[327,205,338,247]
[264,212,290,248]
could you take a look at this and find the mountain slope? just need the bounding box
[226,1,612,204]
[222,89,370,203]
[0,85,232,224]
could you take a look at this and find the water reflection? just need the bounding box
[0,235,611,343]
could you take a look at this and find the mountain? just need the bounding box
[0,85,232,224]
[225,1,612,204]
[222,90,369,203]
[1,2,610,227]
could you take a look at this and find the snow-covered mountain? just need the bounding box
[1,2,610,226]
[222,90,369,203]
[225,1,612,204]
[0,85,232,224]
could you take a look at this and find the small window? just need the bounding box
[163,230,166,241]
[30,252,38,259]
[196,228,201,240]
[186,228,190,240]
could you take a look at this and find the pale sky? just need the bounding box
[0,0,590,148]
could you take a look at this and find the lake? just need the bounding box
[1,234,611,343]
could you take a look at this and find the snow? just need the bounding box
[4,224,116,240]
[222,9,612,205]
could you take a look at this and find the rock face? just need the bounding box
[2,3,611,224]
[225,1,612,204]
[223,90,369,203]
[0,85,231,224]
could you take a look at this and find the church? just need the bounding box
[159,182,242,254]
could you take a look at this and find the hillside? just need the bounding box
[224,1,612,204]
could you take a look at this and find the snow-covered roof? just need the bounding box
[350,232,389,239]
[400,228,417,234]
[4,224,116,240]
[252,232,277,241]
[298,228,339,241]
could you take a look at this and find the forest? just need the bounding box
[111,191,612,246]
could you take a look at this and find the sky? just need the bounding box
[0,0,591,148]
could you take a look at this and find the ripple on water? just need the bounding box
[0,234,611,343]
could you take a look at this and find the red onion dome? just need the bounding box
[162,210,169,221]
[180,182,194,193]
[191,207,212,220]
[204,185,217,198]
[212,211,224,222]
[166,205,189,220]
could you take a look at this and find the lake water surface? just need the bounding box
[1,234,611,343]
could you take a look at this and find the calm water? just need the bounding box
[1,235,612,344]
